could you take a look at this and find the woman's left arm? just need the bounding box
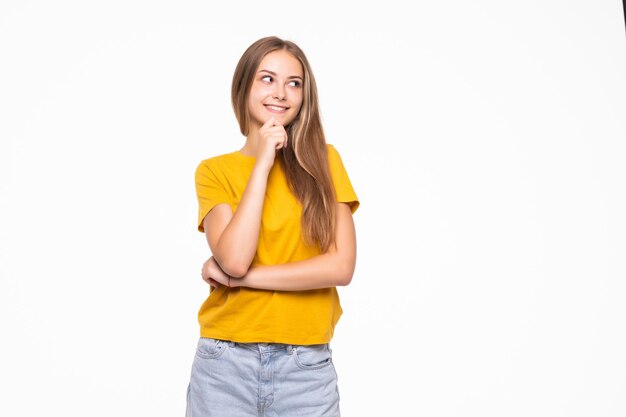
[202,202,356,291]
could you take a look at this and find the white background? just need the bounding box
[1,1,625,416]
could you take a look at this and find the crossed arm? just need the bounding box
[200,164,357,291]
[202,202,356,291]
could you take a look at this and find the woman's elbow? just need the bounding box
[336,259,356,286]
[225,265,249,278]
[214,255,250,278]
[337,274,353,287]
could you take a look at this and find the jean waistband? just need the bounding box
[234,342,296,354]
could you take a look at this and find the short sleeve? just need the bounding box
[327,144,359,214]
[195,161,231,233]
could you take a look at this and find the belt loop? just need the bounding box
[287,345,294,355]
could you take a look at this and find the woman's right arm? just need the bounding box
[203,163,269,277]
[203,117,288,277]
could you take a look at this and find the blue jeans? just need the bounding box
[185,338,341,417]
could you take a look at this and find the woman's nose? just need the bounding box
[273,84,286,100]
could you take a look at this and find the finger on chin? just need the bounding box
[262,117,278,128]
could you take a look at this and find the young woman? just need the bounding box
[186,36,359,417]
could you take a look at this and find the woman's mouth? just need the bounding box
[264,104,289,114]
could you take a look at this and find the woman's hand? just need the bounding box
[257,117,288,168]
[201,256,233,289]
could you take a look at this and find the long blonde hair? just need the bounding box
[231,36,337,252]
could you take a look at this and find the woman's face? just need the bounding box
[247,49,304,131]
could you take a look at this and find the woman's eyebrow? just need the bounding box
[258,69,303,80]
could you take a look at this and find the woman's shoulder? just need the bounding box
[325,143,348,164]
[198,150,237,164]
[326,143,340,157]
[197,150,255,171]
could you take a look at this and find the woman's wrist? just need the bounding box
[251,157,275,177]
[228,272,246,288]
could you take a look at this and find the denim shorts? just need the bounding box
[185,338,340,417]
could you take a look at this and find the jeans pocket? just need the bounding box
[195,337,229,359]
[293,344,333,370]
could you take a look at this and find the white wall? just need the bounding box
[1,1,625,416]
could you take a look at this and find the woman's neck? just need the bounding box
[239,127,260,157]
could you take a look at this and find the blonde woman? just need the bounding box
[186,36,359,417]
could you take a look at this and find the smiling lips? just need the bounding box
[264,104,289,114]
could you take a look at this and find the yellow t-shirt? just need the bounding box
[194,144,359,345]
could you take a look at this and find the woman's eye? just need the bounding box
[261,75,272,83]
[288,80,301,87]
